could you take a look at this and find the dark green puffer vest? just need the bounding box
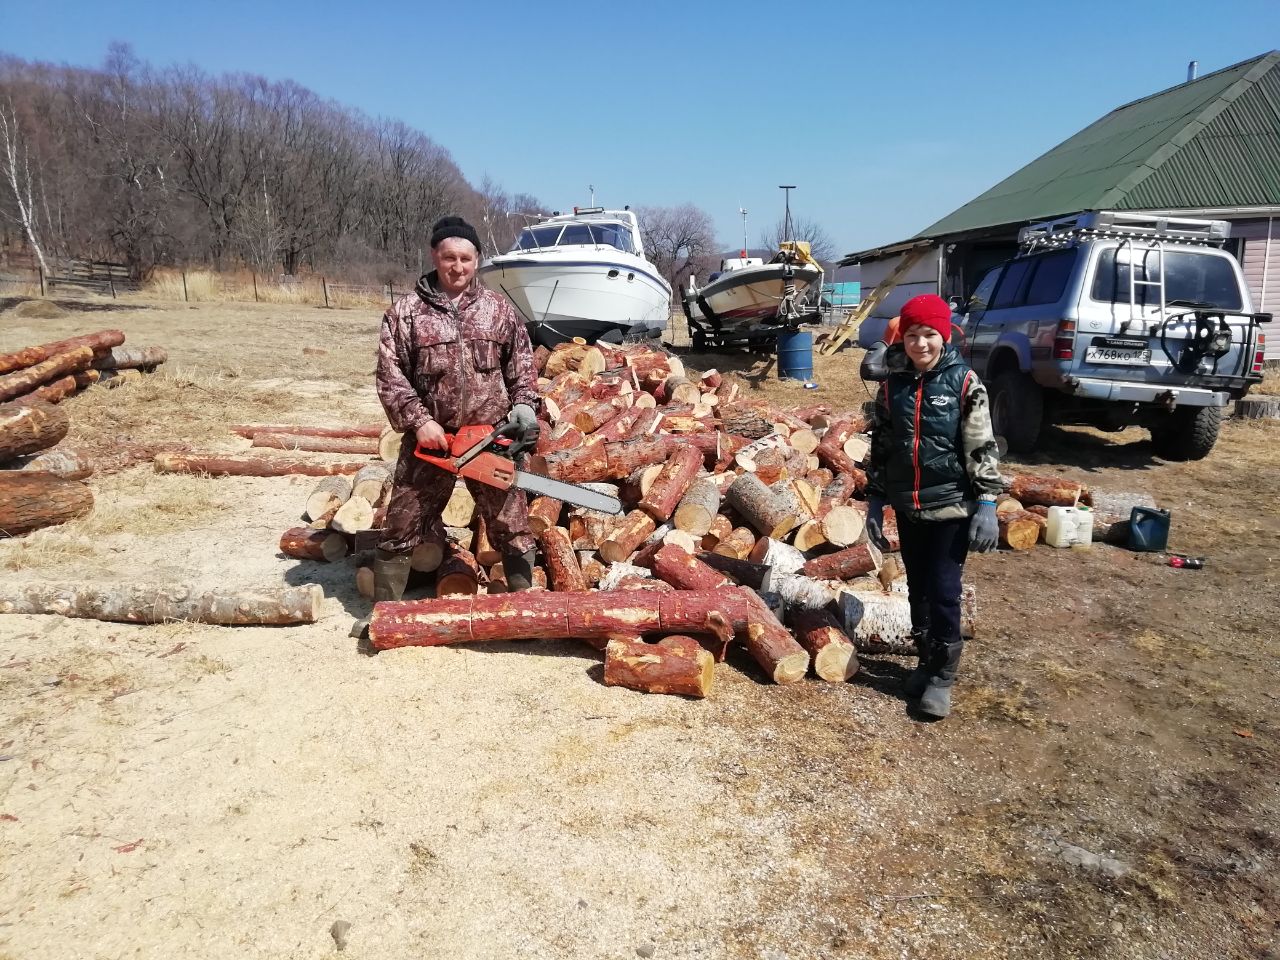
[879,346,974,512]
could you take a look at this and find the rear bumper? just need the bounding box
[1064,378,1229,407]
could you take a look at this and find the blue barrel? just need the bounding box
[1128,506,1171,552]
[777,330,814,381]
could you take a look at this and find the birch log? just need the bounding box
[0,582,323,625]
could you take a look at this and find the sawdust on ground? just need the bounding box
[1,298,1277,960]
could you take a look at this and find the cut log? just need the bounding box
[792,519,828,552]
[526,440,609,484]
[379,426,403,463]
[604,636,714,698]
[445,525,474,551]
[838,585,977,651]
[29,376,80,404]
[351,464,390,504]
[411,541,445,573]
[749,447,790,485]
[252,433,380,455]
[733,433,790,471]
[748,536,807,575]
[279,526,348,562]
[331,495,375,534]
[308,504,339,529]
[820,504,865,548]
[802,542,882,580]
[638,444,703,523]
[6,447,95,480]
[436,548,483,596]
[1006,473,1084,508]
[91,346,168,370]
[472,517,501,567]
[527,495,564,535]
[741,591,810,684]
[0,473,94,537]
[599,509,657,564]
[356,566,375,600]
[155,453,364,477]
[787,609,859,682]
[719,403,775,439]
[0,400,70,461]
[538,525,588,592]
[231,422,385,440]
[651,544,734,591]
[0,329,124,376]
[841,435,870,464]
[72,370,102,389]
[999,510,1043,550]
[771,573,839,610]
[1235,395,1280,420]
[0,347,96,403]
[726,473,804,539]
[598,561,652,591]
[580,554,607,587]
[0,582,323,625]
[711,525,756,560]
[815,416,869,481]
[591,408,644,443]
[660,529,698,553]
[96,369,142,389]
[700,513,734,552]
[441,482,477,528]
[673,479,721,536]
[305,475,354,521]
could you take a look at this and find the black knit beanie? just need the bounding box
[430,215,482,254]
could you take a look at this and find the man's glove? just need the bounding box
[507,403,540,447]
[865,497,890,550]
[970,501,999,553]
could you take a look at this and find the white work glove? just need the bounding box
[507,403,540,448]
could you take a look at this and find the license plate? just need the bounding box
[1085,345,1151,365]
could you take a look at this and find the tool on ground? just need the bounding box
[414,423,623,515]
[1167,554,1206,569]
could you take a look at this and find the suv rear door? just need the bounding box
[964,249,1078,379]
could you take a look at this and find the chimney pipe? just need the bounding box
[1187,60,1199,82]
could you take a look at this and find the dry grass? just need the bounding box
[142,267,388,310]
[3,298,69,319]
[957,682,1043,727]
[1257,366,1280,395]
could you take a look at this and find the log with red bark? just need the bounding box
[694,552,773,591]
[726,473,805,540]
[591,408,644,443]
[231,423,385,440]
[801,542,882,580]
[1006,473,1085,508]
[711,525,756,560]
[279,526,348,562]
[740,590,810,684]
[998,510,1043,550]
[650,544,734,591]
[814,416,869,482]
[672,478,721,536]
[637,444,703,523]
[251,433,380,455]
[436,548,484,596]
[603,635,714,698]
[370,587,756,650]
[0,400,70,462]
[304,475,353,521]
[0,329,124,377]
[154,453,365,477]
[718,403,775,439]
[72,370,102,389]
[599,508,657,564]
[0,472,94,537]
[0,582,323,625]
[91,346,168,371]
[527,495,564,535]
[5,447,95,480]
[787,609,859,682]
[0,347,96,404]
[538,525,588,592]
[29,375,80,404]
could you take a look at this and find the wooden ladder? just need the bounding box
[817,245,931,355]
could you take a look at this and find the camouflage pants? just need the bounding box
[379,440,534,556]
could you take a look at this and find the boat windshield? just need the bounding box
[511,222,636,253]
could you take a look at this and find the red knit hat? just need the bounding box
[900,294,952,342]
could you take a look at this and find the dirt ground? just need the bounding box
[1,297,1277,960]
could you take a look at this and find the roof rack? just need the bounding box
[1018,210,1230,251]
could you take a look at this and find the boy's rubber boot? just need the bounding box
[918,640,964,719]
[503,549,537,592]
[902,628,934,699]
[350,549,412,640]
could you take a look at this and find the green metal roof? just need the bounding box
[915,51,1280,240]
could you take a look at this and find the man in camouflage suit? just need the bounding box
[371,215,540,608]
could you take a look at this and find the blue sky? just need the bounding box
[2,0,1275,256]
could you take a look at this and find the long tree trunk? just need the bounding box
[0,400,69,461]
[251,433,380,455]
[154,453,365,477]
[0,582,323,625]
[0,347,95,404]
[603,636,714,698]
[0,329,125,377]
[91,346,168,371]
[231,423,386,440]
[0,472,93,536]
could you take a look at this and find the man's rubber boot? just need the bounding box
[902,628,934,699]
[919,640,964,719]
[351,549,412,640]
[503,549,537,592]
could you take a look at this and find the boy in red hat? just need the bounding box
[863,293,1002,718]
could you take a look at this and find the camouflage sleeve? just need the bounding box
[961,373,1003,499]
[864,381,892,501]
[375,309,432,434]
[501,300,539,411]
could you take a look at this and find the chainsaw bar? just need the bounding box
[514,470,623,515]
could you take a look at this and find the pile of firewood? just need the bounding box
[0,329,169,538]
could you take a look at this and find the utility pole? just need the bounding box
[589,184,595,207]
[739,207,748,256]
[779,185,796,241]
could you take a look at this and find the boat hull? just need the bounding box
[479,256,672,348]
[695,262,822,330]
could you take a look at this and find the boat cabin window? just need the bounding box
[514,226,564,250]
[512,222,637,253]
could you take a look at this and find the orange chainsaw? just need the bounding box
[413,423,622,514]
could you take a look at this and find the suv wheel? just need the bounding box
[1150,406,1221,461]
[990,372,1043,453]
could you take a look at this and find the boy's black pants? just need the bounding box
[897,513,970,682]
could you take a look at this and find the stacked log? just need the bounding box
[0,329,167,407]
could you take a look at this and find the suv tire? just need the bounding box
[990,371,1043,453]
[1150,406,1221,461]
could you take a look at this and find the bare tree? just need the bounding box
[761,216,836,263]
[636,203,719,291]
[0,94,50,273]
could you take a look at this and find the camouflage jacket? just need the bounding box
[865,345,1003,521]
[376,273,538,434]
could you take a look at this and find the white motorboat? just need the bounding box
[479,207,672,348]
[682,242,823,349]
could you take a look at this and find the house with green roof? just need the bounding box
[842,51,1280,358]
